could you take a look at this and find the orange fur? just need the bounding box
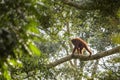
[71,38,92,56]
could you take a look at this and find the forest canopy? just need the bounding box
[0,0,120,80]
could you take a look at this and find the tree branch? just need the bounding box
[59,0,98,10]
[47,46,120,68]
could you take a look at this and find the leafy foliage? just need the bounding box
[0,0,42,79]
[0,0,120,79]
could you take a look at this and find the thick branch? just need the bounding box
[60,0,98,10]
[47,46,120,68]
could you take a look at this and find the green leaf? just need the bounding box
[25,19,39,34]
[117,9,120,18]
[111,33,120,44]
[7,58,23,68]
[2,63,11,80]
[28,41,41,56]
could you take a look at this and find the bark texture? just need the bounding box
[47,46,120,68]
